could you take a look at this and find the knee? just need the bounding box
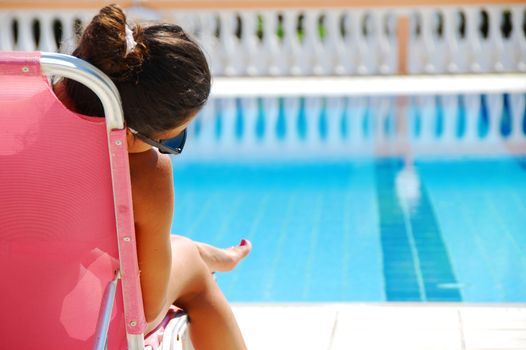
[176,270,217,314]
[171,236,215,306]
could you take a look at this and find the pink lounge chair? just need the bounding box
[0,51,190,350]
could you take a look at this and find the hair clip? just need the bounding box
[125,24,137,55]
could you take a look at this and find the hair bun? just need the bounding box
[73,4,147,81]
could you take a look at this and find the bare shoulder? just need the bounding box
[129,149,174,227]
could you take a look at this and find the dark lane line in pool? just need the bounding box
[375,160,421,301]
[375,160,462,302]
[408,184,462,302]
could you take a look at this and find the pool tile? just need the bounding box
[332,305,463,350]
[463,330,526,350]
[232,305,336,350]
[460,307,526,329]
[233,304,526,350]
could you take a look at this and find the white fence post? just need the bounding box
[0,12,15,50]
[512,7,526,71]
[39,14,58,52]
[264,11,285,75]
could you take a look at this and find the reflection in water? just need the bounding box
[395,161,421,214]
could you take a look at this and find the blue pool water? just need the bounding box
[171,158,526,303]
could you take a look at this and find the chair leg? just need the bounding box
[162,311,194,350]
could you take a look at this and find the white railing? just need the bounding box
[0,4,524,75]
[170,9,398,76]
[408,6,526,73]
[183,77,526,160]
[0,9,92,54]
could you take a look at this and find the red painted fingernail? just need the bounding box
[240,239,247,246]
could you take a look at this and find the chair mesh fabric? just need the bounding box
[0,51,127,349]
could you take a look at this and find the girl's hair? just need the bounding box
[64,4,211,135]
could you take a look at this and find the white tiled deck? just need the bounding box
[232,304,526,350]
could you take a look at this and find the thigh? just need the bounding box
[145,235,211,334]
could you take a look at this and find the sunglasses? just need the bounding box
[128,127,187,155]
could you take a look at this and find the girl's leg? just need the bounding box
[167,236,250,350]
[196,239,251,273]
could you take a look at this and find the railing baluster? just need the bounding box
[465,8,482,72]
[18,14,35,51]
[408,12,423,74]
[356,11,377,75]
[513,7,526,72]
[379,12,397,74]
[341,11,357,75]
[0,12,14,50]
[39,14,57,52]
[241,11,259,76]
[263,11,282,75]
[283,10,302,75]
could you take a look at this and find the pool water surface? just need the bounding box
[171,158,526,303]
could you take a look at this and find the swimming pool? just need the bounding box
[171,158,526,303]
[170,88,526,303]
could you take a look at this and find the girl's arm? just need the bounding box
[129,149,174,325]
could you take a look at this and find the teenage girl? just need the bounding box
[56,4,251,349]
